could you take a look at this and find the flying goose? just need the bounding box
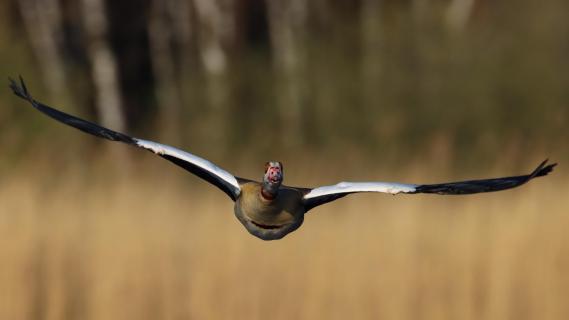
[9,77,557,240]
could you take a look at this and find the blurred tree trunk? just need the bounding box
[192,0,234,153]
[266,0,307,148]
[80,0,129,169]
[168,0,195,90]
[412,0,428,21]
[446,0,475,33]
[149,0,184,145]
[80,0,125,133]
[17,0,66,99]
[360,0,382,108]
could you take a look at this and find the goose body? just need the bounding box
[235,183,305,240]
[9,77,557,240]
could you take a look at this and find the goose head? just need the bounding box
[262,161,283,199]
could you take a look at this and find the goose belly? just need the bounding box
[234,185,305,240]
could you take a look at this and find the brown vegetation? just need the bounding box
[0,163,566,320]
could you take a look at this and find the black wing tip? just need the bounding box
[9,75,34,102]
[532,159,557,178]
[529,159,557,179]
[9,75,137,146]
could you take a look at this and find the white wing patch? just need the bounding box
[304,181,417,199]
[135,139,241,196]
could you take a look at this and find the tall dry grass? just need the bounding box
[0,161,567,320]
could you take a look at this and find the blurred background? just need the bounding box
[0,0,567,319]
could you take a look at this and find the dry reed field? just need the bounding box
[0,161,567,320]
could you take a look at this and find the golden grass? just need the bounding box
[0,164,567,320]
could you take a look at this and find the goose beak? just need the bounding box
[266,166,282,184]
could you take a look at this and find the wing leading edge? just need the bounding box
[302,160,556,212]
[9,76,241,200]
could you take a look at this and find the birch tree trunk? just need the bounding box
[192,0,234,152]
[446,0,475,33]
[168,0,195,88]
[17,0,66,99]
[149,0,184,145]
[360,0,382,107]
[80,0,125,133]
[266,0,307,148]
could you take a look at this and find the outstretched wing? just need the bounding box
[302,160,556,212]
[412,159,556,195]
[9,76,241,201]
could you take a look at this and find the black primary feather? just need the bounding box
[414,160,557,195]
[9,76,136,145]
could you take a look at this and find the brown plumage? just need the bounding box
[235,182,305,240]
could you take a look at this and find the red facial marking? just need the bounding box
[267,164,282,182]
